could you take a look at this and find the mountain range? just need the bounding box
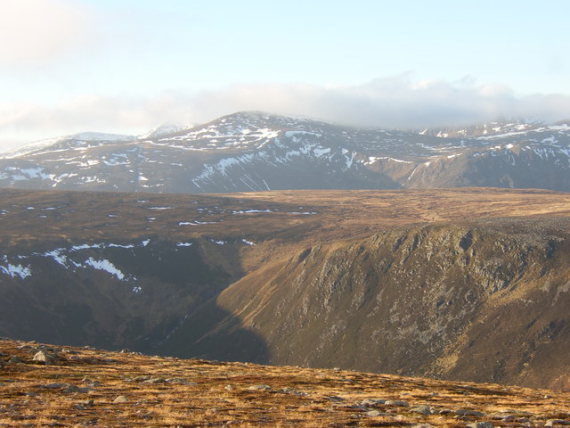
[1,112,570,193]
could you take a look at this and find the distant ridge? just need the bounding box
[0,111,569,193]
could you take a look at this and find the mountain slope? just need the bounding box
[161,220,570,390]
[2,188,570,389]
[1,112,569,193]
[4,338,570,428]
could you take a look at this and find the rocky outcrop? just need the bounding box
[163,221,570,390]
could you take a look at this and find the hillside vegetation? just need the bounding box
[2,338,570,427]
[1,188,570,390]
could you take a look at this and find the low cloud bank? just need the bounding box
[2,76,570,151]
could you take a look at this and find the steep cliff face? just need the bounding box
[405,147,570,191]
[164,222,570,390]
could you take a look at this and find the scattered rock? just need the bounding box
[143,377,167,384]
[546,420,570,427]
[325,395,344,402]
[224,384,235,391]
[113,395,128,403]
[165,378,182,383]
[167,378,196,386]
[17,345,33,350]
[41,383,69,389]
[247,384,272,391]
[366,410,383,417]
[411,405,432,415]
[467,423,494,428]
[8,356,23,364]
[359,399,386,406]
[32,350,54,365]
[132,376,150,382]
[489,413,516,421]
[63,385,90,394]
[73,400,94,410]
[280,387,307,396]
[385,400,409,407]
[456,409,485,417]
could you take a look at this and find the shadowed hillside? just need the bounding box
[163,220,570,390]
[2,188,570,389]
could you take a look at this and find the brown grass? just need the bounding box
[3,187,570,274]
[2,187,570,244]
[1,338,569,427]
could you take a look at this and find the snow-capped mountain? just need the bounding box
[1,112,569,193]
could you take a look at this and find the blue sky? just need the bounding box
[1,0,569,149]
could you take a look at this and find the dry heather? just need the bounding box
[3,187,570,247]
[1,339,570,428]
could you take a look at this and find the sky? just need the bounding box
[1,0,569,150]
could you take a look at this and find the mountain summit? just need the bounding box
[0,112,569,193]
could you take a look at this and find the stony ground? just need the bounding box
[1,339,570,427]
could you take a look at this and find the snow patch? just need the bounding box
[312,147,331,157]
[179,220,218,226]
[232,209,273,214]
[85,258,125,280]
[43,249,68,267]
[108,243,135,249]
[0,264,32,279]
[71,243,104,251]
[288,211,317,215]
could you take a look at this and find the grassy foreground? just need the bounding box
[1,339,569,427]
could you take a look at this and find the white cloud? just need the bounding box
[1,76,570,151]
[0,0,92,66]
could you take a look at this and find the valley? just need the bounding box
[1,188,570,390]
